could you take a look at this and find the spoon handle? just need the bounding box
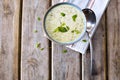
[89,38,93,74]
[86,0,95,9]
[86,31,94,75]
[89,37,97,75]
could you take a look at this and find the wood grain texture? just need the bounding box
[21,0,50,80]
[52,0,82,80]
[107,0,120,79]
[82,15,106,80]
[0,0,20,80]
[52,44,81,80]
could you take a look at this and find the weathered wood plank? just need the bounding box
[0,0,20,80]
[52,44,82,80]
[21,0,50,80]
[52,0,82,80]
[107,0,120,79]
[82,15,107,80]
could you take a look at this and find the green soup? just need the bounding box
[45,4,86,43]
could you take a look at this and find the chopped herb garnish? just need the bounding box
[66,26,70,30]
[53,23,70,33]
[75,30,80,34]
[71,30,74,33]
[71,30,80,34]
[62,49,67,53]
[34,30,38,33]
[82,39,87,42]
[53,27,59,33]
[40,48,44,51]
[36,42,41,48]
[37,17,41,21]
[61,12,66,17]
[61,23,66,26]
[72,14,77,22]
[58,27,68,32]
[35,42,45,51]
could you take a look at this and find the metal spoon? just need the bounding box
[82,0,96,75]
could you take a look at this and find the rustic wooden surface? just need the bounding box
[107,0,120,80]
[0,0,20,80]
[0,0,120,80]
[21,0,50,80]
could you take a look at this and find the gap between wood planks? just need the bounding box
[49,1,52,80]
[105,10,108,80]
[48,1,53,79]
[18,0,23,80]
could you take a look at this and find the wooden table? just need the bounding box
[0,0,120,80]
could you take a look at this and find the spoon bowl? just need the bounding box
[82,9,96,33]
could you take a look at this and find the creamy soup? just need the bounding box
[45,4,86,43]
